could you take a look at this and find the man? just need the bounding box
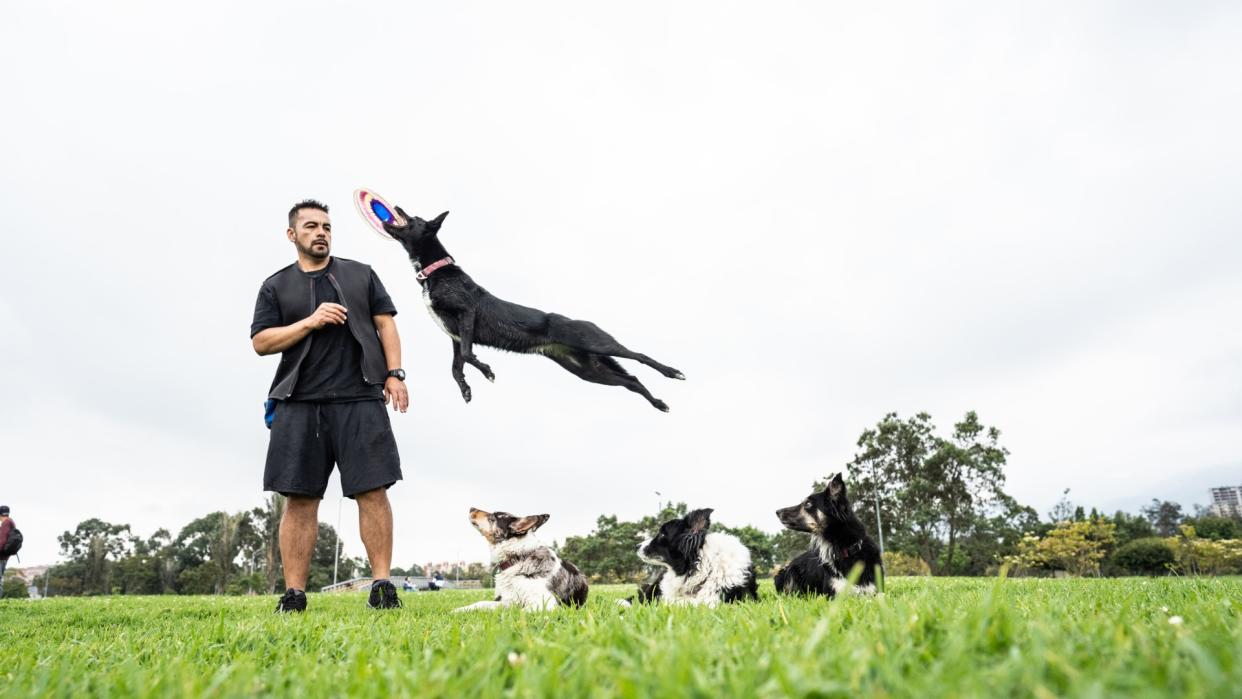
[0,505,14,596]
[252,200,409,613]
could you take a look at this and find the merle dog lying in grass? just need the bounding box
[381,208,684,411]
[775,473,883,597]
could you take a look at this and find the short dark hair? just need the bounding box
[288,199,329,228]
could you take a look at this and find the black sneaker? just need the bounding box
[276,588,307,613]
[368,580,402,610]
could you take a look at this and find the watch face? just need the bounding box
[391,369,406,381]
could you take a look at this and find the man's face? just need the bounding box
[288,208,332,259]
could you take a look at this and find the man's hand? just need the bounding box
[305,303,348,330]
[384,376,409,413]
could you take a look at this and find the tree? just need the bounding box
[173,511,256,594]
[1006,519,1116,577]
[253,494,285,594]
[1164,525,1242,575]
[1182,515,1241,541]
[1110,510,1156,548]
[1048,489,1075,524]
[928,412,1011,573]
[58,519,134,595]
[846,412,937,558]
[114,529,176,595]
[558,515,649,584]
[307,523,356,590]
[846,411,1021,574]
[1112,538,1175,575]
[1141,500,1184,537]
[953,495,1041,575]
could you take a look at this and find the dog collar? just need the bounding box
[495,553,529,572]
[839,540,866,559]
[416,256,454,281]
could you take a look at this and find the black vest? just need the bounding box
[264,257,388,400]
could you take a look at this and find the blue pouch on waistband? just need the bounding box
[264,399,278,429]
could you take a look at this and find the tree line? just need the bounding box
[10,410,1240,597]
[34,496,364,596]
[557,411,1241,582]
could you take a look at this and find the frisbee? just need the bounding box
[354,188,406,239]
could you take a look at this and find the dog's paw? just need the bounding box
[460,387,472,403]
[671,371,686,381]
[652,399,670,413]
[616,599,632,608]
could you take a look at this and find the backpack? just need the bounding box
[1,526,21,557]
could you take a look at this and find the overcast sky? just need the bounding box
[2,2,1239,571]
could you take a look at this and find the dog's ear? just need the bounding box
[510,513,550,535]
[427,211,450,233]
[686,508,713,534]
[828,472,846,499]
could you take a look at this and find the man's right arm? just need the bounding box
[252,302,350,355]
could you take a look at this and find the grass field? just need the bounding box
[2,577,1240,698]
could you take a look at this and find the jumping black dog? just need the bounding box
[381,208,684,411]
[774,473,883,597]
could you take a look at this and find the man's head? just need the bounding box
[287,199,332,260]
[0,505,9,517]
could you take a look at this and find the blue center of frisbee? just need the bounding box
[370,200,393,223]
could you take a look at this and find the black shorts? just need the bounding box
[264,400,402,499]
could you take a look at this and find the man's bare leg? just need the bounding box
[356,487,393,579]
[280,495,320,590]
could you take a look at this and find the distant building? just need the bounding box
[423,560,470,575]
[1208,485,1242,518]
[9,565,50,599]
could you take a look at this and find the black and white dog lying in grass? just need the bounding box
[774,473,883,597]
[380,208,684,412]
[621,508,758,607]
[454,508,588,613]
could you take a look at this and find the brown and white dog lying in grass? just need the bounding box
[453,508,589,613]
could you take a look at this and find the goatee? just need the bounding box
[299,241,330,259]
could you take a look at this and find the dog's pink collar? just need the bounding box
[417,256,454,281]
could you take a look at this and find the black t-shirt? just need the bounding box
[251,259,398,402]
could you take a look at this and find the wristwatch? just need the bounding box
[386,368,406,381]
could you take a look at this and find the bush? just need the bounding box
[884,551,931,576]
[1112,538,1175,575]
[1166,526,1242,575]
[1005,519,1117,577]
[3,574,31,599]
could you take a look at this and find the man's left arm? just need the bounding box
[374,313,408,412]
